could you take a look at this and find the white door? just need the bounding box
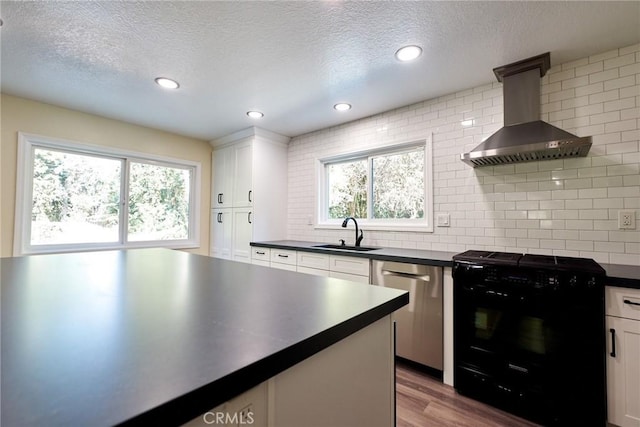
[607,315,640,427]
[233,141,253,207]
[232,207,253,263]
[210,209,232,259]
[212,147,234,208]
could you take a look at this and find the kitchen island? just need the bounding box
[1,248,408,426]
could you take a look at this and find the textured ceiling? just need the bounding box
[1,1,639,141]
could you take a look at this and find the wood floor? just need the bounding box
[396,362,541,427]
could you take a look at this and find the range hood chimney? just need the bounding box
[461,52,592,167]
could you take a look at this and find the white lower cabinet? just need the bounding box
[329,271,369,283]
[329,255,370,283]
[270,249,297,271]
[297,252,330,271]
[297,252,330,277]
[210,209,232,260]
[183,315,394,427]
[297,266,330,277]
[210,207,253,263]
[251,248,371,283]
[251,247,271,267]
[231,208,253,263]
[606,286,640,427]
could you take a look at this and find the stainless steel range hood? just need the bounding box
[461,53,592,167]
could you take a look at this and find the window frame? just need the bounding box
[14,132,201,255]
[316,137,433,232]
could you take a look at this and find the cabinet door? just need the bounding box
[607,315,640,427]
[212,147,234,208]
[231,208,253,263]
[297,266,330,277]
[210,209,232,259]
[329,271,369,283]
[233,142,253,207]
[329,255,370,279]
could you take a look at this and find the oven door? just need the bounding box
[453,268,605,425]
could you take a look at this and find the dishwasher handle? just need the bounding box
[381,270,431,282]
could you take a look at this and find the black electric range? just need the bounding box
[452,250,606,426]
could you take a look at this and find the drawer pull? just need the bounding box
[610,328,616,358]
[623,299,640,307]
[278,254,289,258]
[256,251,265,255]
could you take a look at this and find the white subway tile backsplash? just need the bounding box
[287,45,640,266]
[605,75,636,91]
[576,61,604,77]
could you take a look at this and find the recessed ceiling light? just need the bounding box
[155,77,179,89]
[395,45,422,62]
[334,103,352,111]
[246,111,264,119]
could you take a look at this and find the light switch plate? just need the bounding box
[437,213,450,227]
[618,210,636,230]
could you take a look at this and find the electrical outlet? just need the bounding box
[437,213,450,227]
[618,210,636,230]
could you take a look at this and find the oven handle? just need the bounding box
[623,299,640,307]
[485,289,509,298]
[609,328,616,358]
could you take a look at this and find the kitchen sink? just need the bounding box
[312,244,379,252]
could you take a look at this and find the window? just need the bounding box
[318,139,433,231]
[15,133,200,255]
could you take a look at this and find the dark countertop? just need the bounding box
[251,240,640,288]
[251,240,456,267]
[1,248,408,427]
[601,262,640,289]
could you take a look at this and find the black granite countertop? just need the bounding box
[1,248,408,426]
[251,240,456,267]
[251,240,640,288]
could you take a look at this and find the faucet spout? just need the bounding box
[341,217,364,247]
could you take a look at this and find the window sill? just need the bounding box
[17,240,200,256]
[314,222,433,233]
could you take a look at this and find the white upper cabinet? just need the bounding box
[210,127,289,261]
[233,140,253,207]
[212,146,234,208]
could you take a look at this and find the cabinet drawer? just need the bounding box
[252,247,271,262]
[330,271,369,283]
[270,262,297,272]
[329,255,370,277]
[297,266,330,277]
[270,249,297,266]
[297,252,330,270]
[606,286,640,321]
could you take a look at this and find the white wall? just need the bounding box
[287,45,640,266]
[1,94,212,257]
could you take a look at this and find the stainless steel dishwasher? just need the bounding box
[372,260,443,370]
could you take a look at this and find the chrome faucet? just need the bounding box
[341,217,364,247]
